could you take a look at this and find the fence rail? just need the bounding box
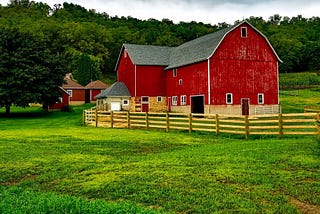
[83,110,320,139]
[304,106,320,113]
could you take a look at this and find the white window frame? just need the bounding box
[258,93,264,104]
[226,93,233,105]
[180,95,187,106]
[173,69,177,77]
[157,96,162,102]
[67,90,72,97]
[122,99,129,106]
[172,96,178,106]
[241,27,247,38]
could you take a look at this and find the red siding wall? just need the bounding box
[90,89,102,101]
[118,50,135,96]
[50,91,69,109]
[210,23,278,105]
[166,61,208,105]
[70,89,85,102]
[118,49,167,97]
[136,65,166,96]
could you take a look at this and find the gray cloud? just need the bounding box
[1,0,319,24]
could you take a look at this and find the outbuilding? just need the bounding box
[85,80,108,103]
[95,82,131,111]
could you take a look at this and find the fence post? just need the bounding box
[95,109,98,127]
[317,113,320,138]
[127,111,130,129]
[278,113,283,139]
[166,112,169,132]
[245,115,249,141]
[110,111,114,128]
[188,113,192,134]
[146,112,149,129]
[82,110,85,125]
[215,114,219,137]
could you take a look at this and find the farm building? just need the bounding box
[95,82,131,111]
[49,86,70,110]
[62,76,86,105]
[85,80,108,103]
[96,21,281,115]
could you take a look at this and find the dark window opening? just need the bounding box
[241,27,247,38]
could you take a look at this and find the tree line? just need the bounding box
[0,0,319,113]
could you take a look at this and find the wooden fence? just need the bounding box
[83,109,320,140]
[304,106,320,113]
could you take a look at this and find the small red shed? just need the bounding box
[62,77,85,105]
[85,80,108,103]
[49,86,70,110]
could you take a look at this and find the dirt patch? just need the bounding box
[290,197,320,214]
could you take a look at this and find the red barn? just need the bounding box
[85,80,108,103]
[99,21,281,115]
[62,77,86,105]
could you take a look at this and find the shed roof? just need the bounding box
[62,78,85,89]
[85,80,108,89]
[95,82,131,99]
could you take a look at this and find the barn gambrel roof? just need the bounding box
[115,21,281,71]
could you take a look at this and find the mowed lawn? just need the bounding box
[0,100,319,213]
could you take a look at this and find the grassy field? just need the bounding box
[279,71,320,89]
[0,88,319,213]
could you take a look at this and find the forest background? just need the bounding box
[1,0,320,86]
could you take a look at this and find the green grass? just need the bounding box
[0,104,319,213]
[280,88,320,113]
[280,71,320,89]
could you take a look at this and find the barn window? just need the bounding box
[173,69,177,77]
[67,90,72,97]
[124,50,127,58]
[226,93,233,104]
[241,27,247,38]
[181,95,187,106]
[172,96,178,106]
[141,96,149,103]
[157,96,162,102]
[179,79,183,85]
[258,93,264,104]
[122,99,129,106]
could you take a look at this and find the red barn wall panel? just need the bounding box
[117,49,135,96]
[166,61,208,105]
[209,23,278,105]
[136,65,166,96]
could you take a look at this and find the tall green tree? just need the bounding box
[0,28,65,114]
[73,53,102,86]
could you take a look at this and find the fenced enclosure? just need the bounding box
[83,109,320,140]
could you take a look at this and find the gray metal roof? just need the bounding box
[115,21,281,71]
[123,44,174,66]
[95,82,131,99]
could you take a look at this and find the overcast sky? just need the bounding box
[1,0,319,25]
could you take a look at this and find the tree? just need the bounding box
[0,28,65,114]
[73,53,102,86]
